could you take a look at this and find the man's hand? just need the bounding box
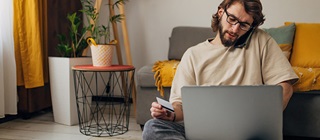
[150,102,175,121]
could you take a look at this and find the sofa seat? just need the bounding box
[284,90,320,138]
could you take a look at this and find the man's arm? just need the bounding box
[278,81,294,110]
[172,102,183,122]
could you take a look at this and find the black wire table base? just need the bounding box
[72,65,135,137]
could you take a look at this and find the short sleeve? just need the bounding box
[261,37,298,85]
[169,48,196,103]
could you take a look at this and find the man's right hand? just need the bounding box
[150,102,174,121]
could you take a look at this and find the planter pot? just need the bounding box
[49,57,92,125]
[87,38,115,67]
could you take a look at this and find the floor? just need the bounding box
[0,108,319,140]
[0,106,142,140]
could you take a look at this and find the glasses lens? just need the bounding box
[226,16,237,24]
[240,24,251,31]
[225,10,251,31]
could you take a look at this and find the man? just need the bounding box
[142,0,298,139]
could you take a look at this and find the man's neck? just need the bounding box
[210,32,224,47]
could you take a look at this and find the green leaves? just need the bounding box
[80,0,127,44]
[57,12,88,57]
[56,0,127,57]
[113,0,128,9]
[57,34,72,57]
[67,13,79,34]
[110,14,123,23]
[80,0,99,21]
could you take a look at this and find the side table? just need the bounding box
[72,65,135,137]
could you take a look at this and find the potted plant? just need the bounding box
[82,0,127,66]
[54,0,127,58]
[49,0,127,125]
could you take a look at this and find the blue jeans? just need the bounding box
[142,119,186,140]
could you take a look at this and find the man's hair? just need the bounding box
[211,0,265,32]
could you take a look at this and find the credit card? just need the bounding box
[156,97,174,112]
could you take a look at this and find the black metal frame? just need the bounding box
[73,67,135,137]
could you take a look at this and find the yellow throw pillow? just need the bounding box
[292,67,320,92]
[285,22,320,67]
[152,60,180,97]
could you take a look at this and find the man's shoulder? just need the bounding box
[250,28,273,43]
[181,39,212,58]
[188,39,211,50]
[254,28,271,37]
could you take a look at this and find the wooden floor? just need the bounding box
[0,106,142,140]
[1,107,318,140]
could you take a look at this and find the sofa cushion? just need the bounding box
[263,23,296,59]
[284,22,320,92]
[168,26,216,60]
[285,22,320,67]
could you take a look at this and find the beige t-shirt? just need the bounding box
[169,29,299,103]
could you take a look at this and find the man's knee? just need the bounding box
[142,119,159,140]
[142,119,185,140]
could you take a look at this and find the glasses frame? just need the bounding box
[224,8,252,31]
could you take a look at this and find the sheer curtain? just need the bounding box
[0,0,18,118]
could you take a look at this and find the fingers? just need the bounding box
[151,102,162,109]
[150,102,167,119]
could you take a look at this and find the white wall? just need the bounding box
[109,0,320,70]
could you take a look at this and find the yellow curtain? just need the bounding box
[13,0,44,88]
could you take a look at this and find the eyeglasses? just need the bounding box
[224,8,252,31]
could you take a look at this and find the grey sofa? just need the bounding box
[136,26,320,138]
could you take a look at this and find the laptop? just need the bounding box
[181,85,283,140]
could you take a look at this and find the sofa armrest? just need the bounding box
[137,64,156,87]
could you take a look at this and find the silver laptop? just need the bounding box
[181,85,283,140]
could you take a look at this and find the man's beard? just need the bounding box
[218,22,239,47]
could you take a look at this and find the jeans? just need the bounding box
[142,119,186,140]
